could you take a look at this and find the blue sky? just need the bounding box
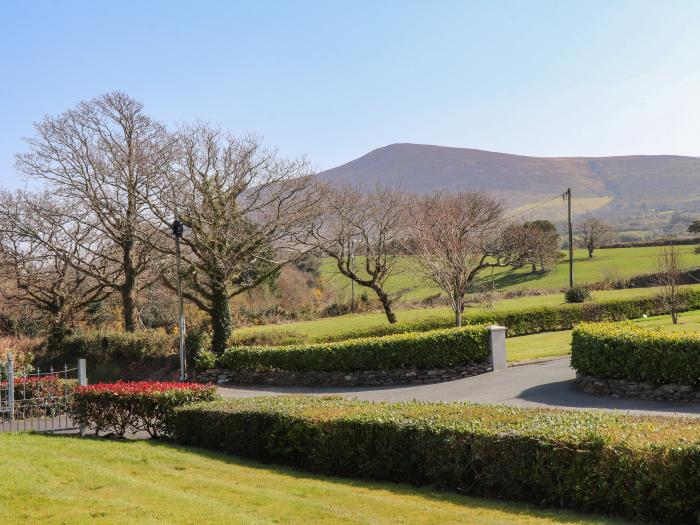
[1,0,699,186]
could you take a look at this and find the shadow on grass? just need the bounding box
[36,433,631,525]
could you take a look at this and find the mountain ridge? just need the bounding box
[317,143,700,218]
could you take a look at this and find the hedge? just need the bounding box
[174,396,700,524]
[218,326,490,372]
[56,330,176,362]
[316,288,700,342]
[70,381,218,438]
[571,322,700,385]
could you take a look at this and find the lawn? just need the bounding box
[0,434,633,525]
[235,284,700,343]
[320,245,700,301]
[506,309,700,363]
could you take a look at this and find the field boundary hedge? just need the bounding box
[174,396,700,524]
[218,326,490,372]
[571,321,700,385]
[304,288,700,342]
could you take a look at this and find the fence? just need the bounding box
[0,353,86,433]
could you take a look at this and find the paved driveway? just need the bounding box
[219,357,700,418]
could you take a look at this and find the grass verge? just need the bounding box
[0,433,633,525]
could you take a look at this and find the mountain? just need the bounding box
[317,144,700,228]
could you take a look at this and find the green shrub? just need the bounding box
[70,381,218,438]
[56,329,176,363]
[564,286,591,303]
[174,396,700,524]
[193,349,217,373]
[218,326,489,372]
[571,321,700,385]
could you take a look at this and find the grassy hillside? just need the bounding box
[0,434,631,524]
[320,245,700,302]
[236,284,700,343]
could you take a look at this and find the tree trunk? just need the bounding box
[120,283,139,332]
[453,296,463,327]
[210,280,232,354]
[531,263,537,274]
[121,239,140,332]
[375,287,397,324]
[588,247,594,258]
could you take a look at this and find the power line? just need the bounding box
[505,193,565,220]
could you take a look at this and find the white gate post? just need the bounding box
[6,352,14,421]
[77,359,87,436]
[487,326,507,371]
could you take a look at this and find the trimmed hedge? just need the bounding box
[56,329,176,362]
[316,288,700,342]
[218,326,490,372]
[174,396,700,524]
[70,381,218,438]
[571,322,700,385]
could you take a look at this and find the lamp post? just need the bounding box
[172,218,186,381]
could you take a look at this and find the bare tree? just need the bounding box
[656,242,684,324]
[576,217,611,258]
[149,123,321,353]
[410,191,518,326]
[15,92,173,331]
[310,185,408,324]
[0,191,108,340]
[508,220,560,274]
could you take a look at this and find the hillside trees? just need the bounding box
[15,92,173,331]
[688,220,700,234]
[309,185,408,324]
[148,123,321,353]
[410,191,519,326]
[576,217,611,258]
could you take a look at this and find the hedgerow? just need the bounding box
[174,396,700,524]
[571,322,700,385]
[70,381,218,438]
[56,330,176,362]
[218,326,490,372]
[315,288,700,342]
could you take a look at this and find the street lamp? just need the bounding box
[172,218,186,381]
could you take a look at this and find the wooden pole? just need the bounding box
[567,188,574,288]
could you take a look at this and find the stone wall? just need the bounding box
[199,362,492,387]
[576,374,700,401]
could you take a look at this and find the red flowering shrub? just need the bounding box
[70,381,218,438]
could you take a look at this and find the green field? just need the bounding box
[507,309,700,362]
[0,434,631,524]
[236,284,700,343]
[321,245,700,302]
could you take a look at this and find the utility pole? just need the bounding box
[172,218,186,381]
[350,239,356,312]
[565,188,574,288]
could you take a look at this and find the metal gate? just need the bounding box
[0,353,86,433]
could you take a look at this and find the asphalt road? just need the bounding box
[218,357,700,418]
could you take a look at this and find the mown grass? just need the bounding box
[235,284,700,343]
[0,433,633,525]
[507,309,700,362]
[320,245,700,301]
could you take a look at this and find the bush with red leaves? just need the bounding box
[70,381,218,438]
